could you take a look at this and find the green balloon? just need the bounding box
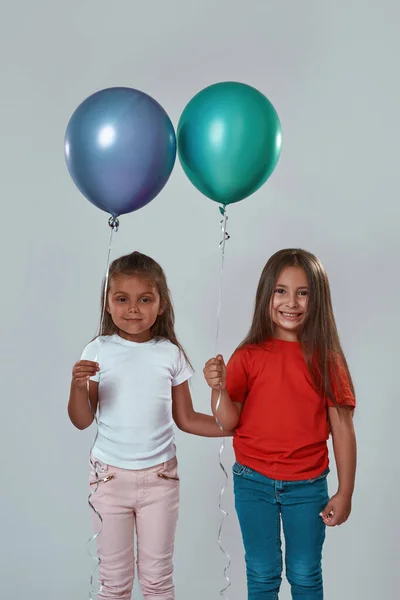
[177,82,282,206]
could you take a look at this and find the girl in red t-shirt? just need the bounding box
[204,248,357,600]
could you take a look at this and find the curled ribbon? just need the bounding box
[87,216,119,599]
[214,206,232,598]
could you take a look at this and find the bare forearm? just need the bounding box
[181,412,233,437]
[332,423,357,497]
[211,389,240,430]
[68,384,94,430]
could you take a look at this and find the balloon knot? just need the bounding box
[108,216,120,232]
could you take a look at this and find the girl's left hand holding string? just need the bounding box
[320,492,352,526]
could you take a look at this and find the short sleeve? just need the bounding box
[226,348,249,404]
[327,354,356,408]
[172,348,192,387]
[80,338,101,382]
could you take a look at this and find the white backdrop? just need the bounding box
[1,2,398,599]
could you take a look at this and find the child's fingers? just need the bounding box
[204,358,221,369]
[207,365,223,375]
[72,368,98,388]
[76,360,99,369]
[204,367,223,380]
[78,360,99,366]
[204,357,226,389]
[73,368,98,379]
[205,373,223,386]
[320,502,336,526]
[206,373,222,383]
[323,512,339,527]
[73,370,99,383]
[320,502,334,519]
[74,362,99,372]
[205,356,225,367]
[216,355,227,368]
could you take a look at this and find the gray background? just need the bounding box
[1,1,398,599]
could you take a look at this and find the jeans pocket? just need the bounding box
[232,461,246,476]
[90,472,116,486]
[157,457,180,482]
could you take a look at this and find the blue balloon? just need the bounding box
[64,87,176,218]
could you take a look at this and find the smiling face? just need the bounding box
[106,274,164,342]
[270,266,309,341]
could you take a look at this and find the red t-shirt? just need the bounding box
[226,338,355,481]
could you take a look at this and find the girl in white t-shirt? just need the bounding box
[68,251,227,600]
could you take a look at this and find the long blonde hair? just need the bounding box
[239,248,355,407]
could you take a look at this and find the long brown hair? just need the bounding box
[239,248,355,407]
[98,251,191,368]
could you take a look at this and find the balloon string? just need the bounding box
[215,207,230,352]
[101,217,119,331]
[214,206,231,598]
[87,216,119,600]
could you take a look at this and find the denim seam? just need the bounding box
[275,506,281,600]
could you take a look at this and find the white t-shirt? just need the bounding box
[81,334,192,469]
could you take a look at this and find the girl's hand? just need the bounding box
[72,360,99,388]
[320,492,352,527]
[203,355,226,390]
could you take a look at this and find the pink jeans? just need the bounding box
[89,456,180,600]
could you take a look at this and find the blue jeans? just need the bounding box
[233,462,329,600]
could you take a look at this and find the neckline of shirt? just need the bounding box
[111,333,158,347]
[262,337,301,350]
